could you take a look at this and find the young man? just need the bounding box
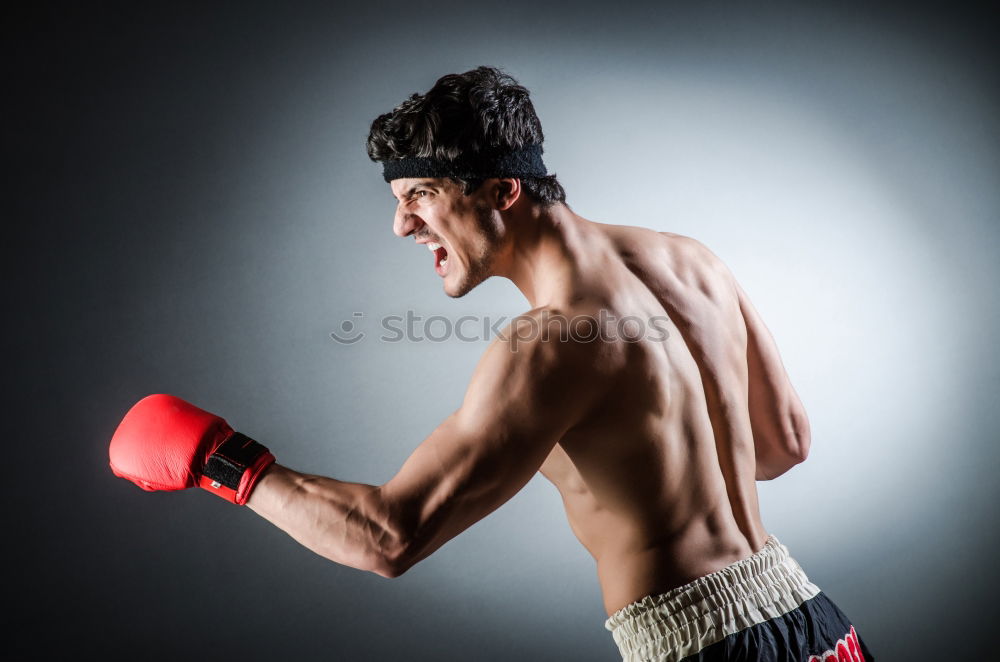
[109,66,873,661]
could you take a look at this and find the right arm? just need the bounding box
[662,232,811,481]
[734,278,811,480]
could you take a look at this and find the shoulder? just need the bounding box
[659,231,713,260]
[657,231,738,284]
[602,225,721,272]
[458,305,618,433]
[488,304,625,381]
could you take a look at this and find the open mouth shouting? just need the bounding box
[427,241,449,276]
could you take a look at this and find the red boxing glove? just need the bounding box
[109,394,275,505]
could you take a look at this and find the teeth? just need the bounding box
[439,258,448,268]
[427,242,441,251]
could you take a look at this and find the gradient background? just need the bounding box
[6,1,997,659]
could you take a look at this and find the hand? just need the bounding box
[108,394,275,505]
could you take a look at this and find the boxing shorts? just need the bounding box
[604,535,874,661]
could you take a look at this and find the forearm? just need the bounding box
[247,464,405,577]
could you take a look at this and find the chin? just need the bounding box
[444,278,472,299]
[444,270,488,298]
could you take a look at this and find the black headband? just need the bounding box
[381,144,547,182]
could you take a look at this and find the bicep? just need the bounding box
[381,409,555,563]
[379,326,599,571]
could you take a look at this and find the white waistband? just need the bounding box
[604,536,821,662]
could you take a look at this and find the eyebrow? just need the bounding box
[394,182,436,200]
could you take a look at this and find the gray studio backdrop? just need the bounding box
[7,2,997,659]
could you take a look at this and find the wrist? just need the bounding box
[199,432,276,505]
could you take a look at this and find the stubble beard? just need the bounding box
[446,201,502,298]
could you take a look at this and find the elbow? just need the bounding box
[755,451,800,481]
[778,431,810,478]
[373,561,404,579]
[313,531,410,579]
[787,408,811,464]
[793,431,810,464]
[761,434,807,480]
[369,492,416,579]
[338,486,415,579]
[755,426,810,481]
[373,534,410,578]
[769,429,809,477]
[373,541,414,579]
[375,561,408,579]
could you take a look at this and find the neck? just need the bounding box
[494,202,587,309]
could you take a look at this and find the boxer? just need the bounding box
[110,66,874,661]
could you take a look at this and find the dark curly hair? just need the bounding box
[366,66,566,206]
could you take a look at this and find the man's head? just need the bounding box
[367,66,566,297]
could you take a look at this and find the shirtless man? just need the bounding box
[108,67,874,661]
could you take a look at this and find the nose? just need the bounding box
[393,204,424,238]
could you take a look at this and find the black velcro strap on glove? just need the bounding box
[203,432,270,490]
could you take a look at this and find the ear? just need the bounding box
[495,178,522,211]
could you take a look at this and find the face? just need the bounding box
[390,177,504,297]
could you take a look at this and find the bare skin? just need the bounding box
[248,176,811,617]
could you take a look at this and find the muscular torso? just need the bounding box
[537,224,768,616]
